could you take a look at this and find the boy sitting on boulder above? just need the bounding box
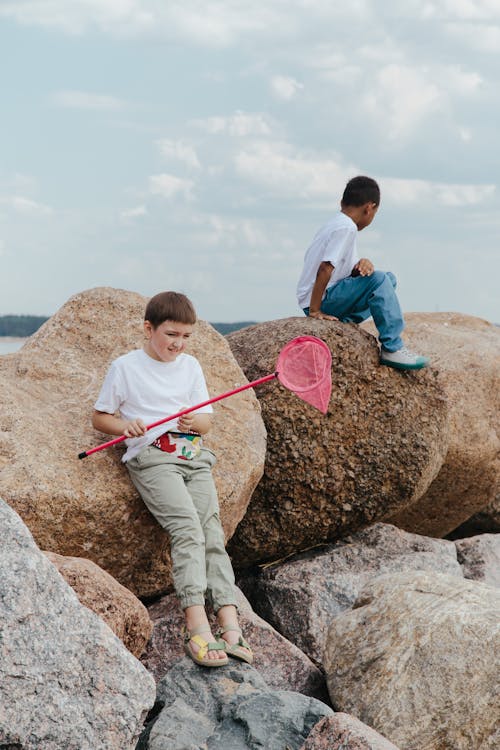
[296,175,429,370]
[92,291,252,668]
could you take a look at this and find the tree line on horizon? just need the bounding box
[0,315,255,338]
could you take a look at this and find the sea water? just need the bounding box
[0,338,25,355]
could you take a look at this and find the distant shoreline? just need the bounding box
[0,336,27,342]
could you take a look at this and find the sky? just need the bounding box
[1,0,499,324]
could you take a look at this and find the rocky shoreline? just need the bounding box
[0,287,498,749]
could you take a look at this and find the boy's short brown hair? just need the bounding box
[145,291,197,328]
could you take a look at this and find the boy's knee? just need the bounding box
[386,271,397,288]
[371,270,397,289]
[369,270,387,287]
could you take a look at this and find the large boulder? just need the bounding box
[364,313,500,537]
[44,551,153,657]
[227,317,448,566]
[0,287,266,597]
[299,714,401,750]
[141,587,327,701]
[138,659,333,750]
[239,523,463,665]
[455,533,500,588]
[324,571,500,750]
[0,498,155,750]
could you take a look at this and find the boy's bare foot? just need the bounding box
[184,605,228,666]
[217,625,253,664]
[216,605,253,664]
[185,628,227,663]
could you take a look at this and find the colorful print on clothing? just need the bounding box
[152,431,203,460]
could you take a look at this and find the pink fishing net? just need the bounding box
[276,335,332,414]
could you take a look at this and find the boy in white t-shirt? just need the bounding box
[92,291,252,667]
[297,175,429,370]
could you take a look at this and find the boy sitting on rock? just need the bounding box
[296,175,429,370]
[92,291,252,668]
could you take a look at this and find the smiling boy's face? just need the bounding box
[143,319,193,362]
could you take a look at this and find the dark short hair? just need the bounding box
[144,291,197,327]
[342,176,380,207]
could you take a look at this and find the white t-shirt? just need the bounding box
[94,349,213,462]
[296,212,359,309]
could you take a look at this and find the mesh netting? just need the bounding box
[276,335,332,414]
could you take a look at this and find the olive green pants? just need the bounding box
[126,445,237,611]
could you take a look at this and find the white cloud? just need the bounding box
[362,64,442,141]
[204,214,270,249]
[270,75,304,100]
[420,0,500,21]
[0,0,156,36]
[445,21,500,52]
[0,1,292,45]
[382,178,496,207]
[52,89,126,111]
[120,205,147,221]
[233,139,496,210]
[149,173,194,201]
[2,195,53,216]
[234,141,355,201]
[191,111,273,137]
[156,139,201,170]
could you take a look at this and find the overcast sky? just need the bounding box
[1,1,499,323]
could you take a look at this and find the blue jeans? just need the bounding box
[304,271,404,352]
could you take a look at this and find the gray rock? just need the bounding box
[324,571,500,750]
[239,523,463,665]
[140,659,333,750]
[0,498,155,750]
[455,533,500,588]
[141,587,328,701]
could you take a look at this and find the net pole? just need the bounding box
[78,372,277,459]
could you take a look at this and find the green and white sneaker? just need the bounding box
[380,346,429,370]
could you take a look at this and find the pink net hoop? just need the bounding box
[276,335,332,414]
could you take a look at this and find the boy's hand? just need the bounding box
[353,258,374,277]
[177,410,195,432]
[123,419,147,438]
[308,310,339,321]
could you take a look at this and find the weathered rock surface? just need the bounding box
[324,571,500,750]
[141,586,328,701]
[239,523,463,665]
[0,498,155,750]
[449,493,500,538]
[138,659,333,750]
[299,714,401,750]
[0,287,266,597]
[44,550,153,657]
[455,533,500,588]
[366,313,500,537]
[227,317,448,566]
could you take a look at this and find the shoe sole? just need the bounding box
[380,359,428,370]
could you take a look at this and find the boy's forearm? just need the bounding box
[309,262,333,312]
[92,410,128,436]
